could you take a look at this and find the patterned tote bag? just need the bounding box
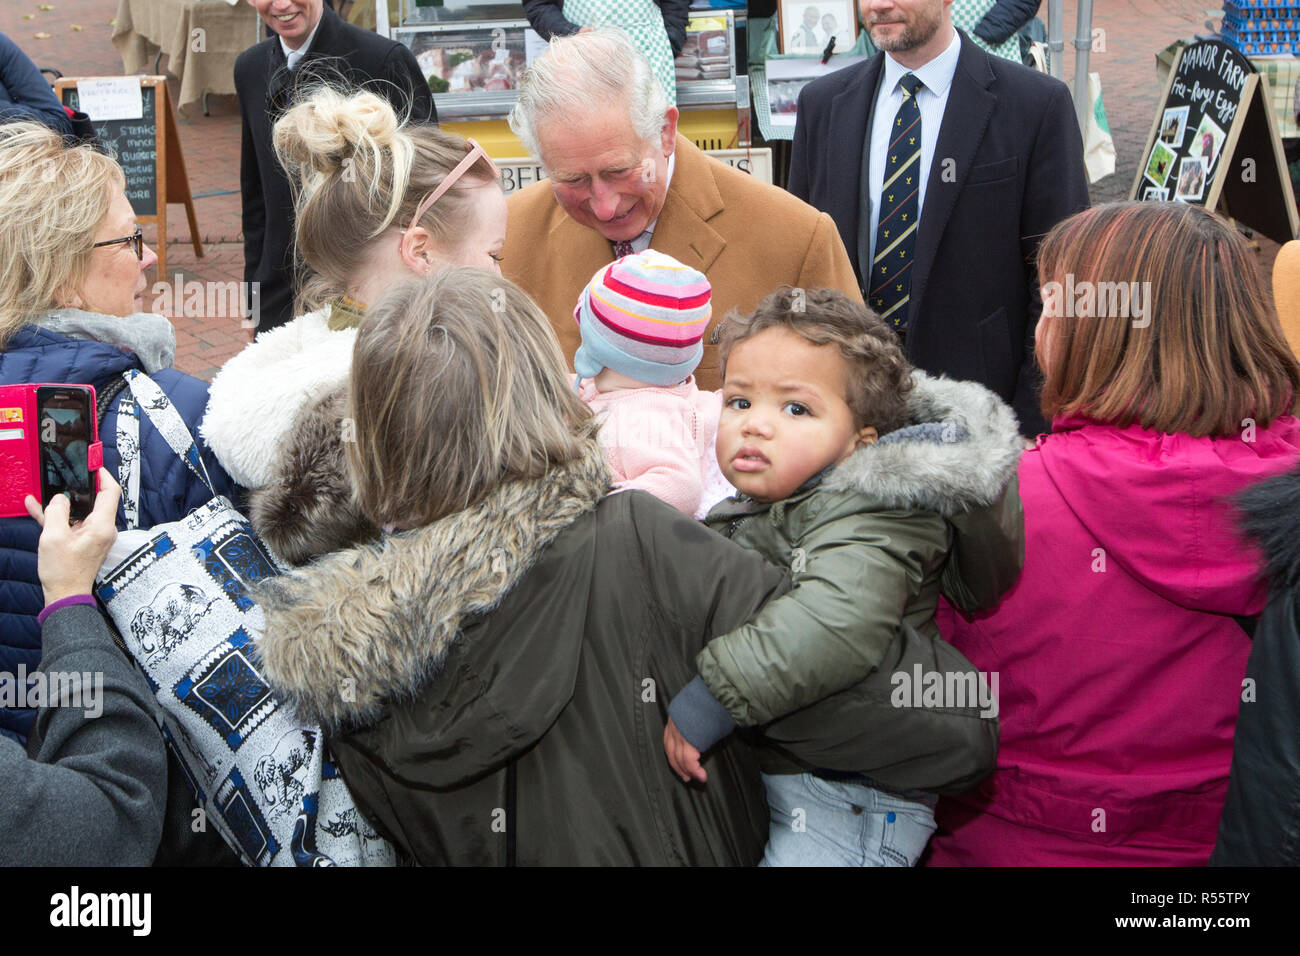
[96,370,394,867]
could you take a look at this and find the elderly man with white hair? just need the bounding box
[501,29,861,390]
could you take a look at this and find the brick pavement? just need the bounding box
[0,0,1286,381]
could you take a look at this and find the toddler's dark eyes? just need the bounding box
[784,402,810,416]
[726,397,750,410]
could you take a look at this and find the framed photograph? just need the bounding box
[1159,105,1189,149]
[765,55,867,128]
[778,0,859,56]
[1144,140,1177,189]
[1189,113,1226,174]
[1174,156,1208,202]
[1141,185,1170,201]
[395,23,530,95]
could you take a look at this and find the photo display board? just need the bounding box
[1132,38,1297,242]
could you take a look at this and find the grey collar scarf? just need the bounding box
[36,307,177,374]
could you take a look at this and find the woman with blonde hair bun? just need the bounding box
[202,85,505,522]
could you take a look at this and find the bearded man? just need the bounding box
[788,0,1089,436]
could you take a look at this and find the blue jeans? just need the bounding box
[759,772,938,867]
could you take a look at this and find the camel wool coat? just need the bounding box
[502,135,862,390]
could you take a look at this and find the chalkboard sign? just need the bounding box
[61,80,159,217]
[55,76,204,277]
[1131,39,1297,243]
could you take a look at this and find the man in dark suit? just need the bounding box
[789,0,1088,436]
[236,1,435,335]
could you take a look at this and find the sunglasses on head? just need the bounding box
[404,138,501,235]
[92,225,144,260]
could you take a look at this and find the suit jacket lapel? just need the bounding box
[548,208,619,281]
[265,40,292,116]
[832,54,882,277]
[650,136,726,273]
[909,31,996,326]
[301,4,343,61]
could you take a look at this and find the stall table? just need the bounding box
[112,0,261,114]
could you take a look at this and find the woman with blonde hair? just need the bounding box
[201,86,504,500]
[927,201,1300,865]
[254,268,784,865]
[0,121,236,747]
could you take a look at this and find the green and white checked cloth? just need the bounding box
[951,0,1022,63]
[563,0,678,103]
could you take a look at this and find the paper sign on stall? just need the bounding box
[76,77,143,122]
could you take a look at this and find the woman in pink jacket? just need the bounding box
[928,201,1300,866]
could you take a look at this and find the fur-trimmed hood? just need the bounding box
[822,371,1023,515]
[201,309,355,488]
[1237,462,1300,590]
[254,442,610,734]
[248,385,377,567]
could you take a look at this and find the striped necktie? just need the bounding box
[871,73,924,331]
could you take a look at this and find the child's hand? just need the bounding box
[664,717,708,784]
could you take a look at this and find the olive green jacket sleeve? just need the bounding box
[695,501,949,728]
[940,473,1025,613]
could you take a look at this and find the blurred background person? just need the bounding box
[0,31,71,136]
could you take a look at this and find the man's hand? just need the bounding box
[25,469,121,606]
[664,717,708,784]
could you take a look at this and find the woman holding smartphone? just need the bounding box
[0,122,236,747]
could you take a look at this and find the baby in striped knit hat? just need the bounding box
[574,250,734,518]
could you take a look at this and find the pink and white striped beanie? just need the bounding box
[573,250,712,387]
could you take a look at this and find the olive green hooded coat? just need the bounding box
[671,372,1024,791]
[254,435,792,865]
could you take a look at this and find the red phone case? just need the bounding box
[0,383,102,519]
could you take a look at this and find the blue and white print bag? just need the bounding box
[96,370,395,867]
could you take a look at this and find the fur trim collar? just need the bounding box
[821,372,1023,515]
[254,442,610,734]
[1237,463,1300,588]
[201,309,354,487]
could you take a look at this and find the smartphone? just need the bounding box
[36,385,97,520]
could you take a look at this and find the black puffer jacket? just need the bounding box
[1211,464,1300,865]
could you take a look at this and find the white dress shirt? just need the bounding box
[866,30,961,264]
[281,15,323,71]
